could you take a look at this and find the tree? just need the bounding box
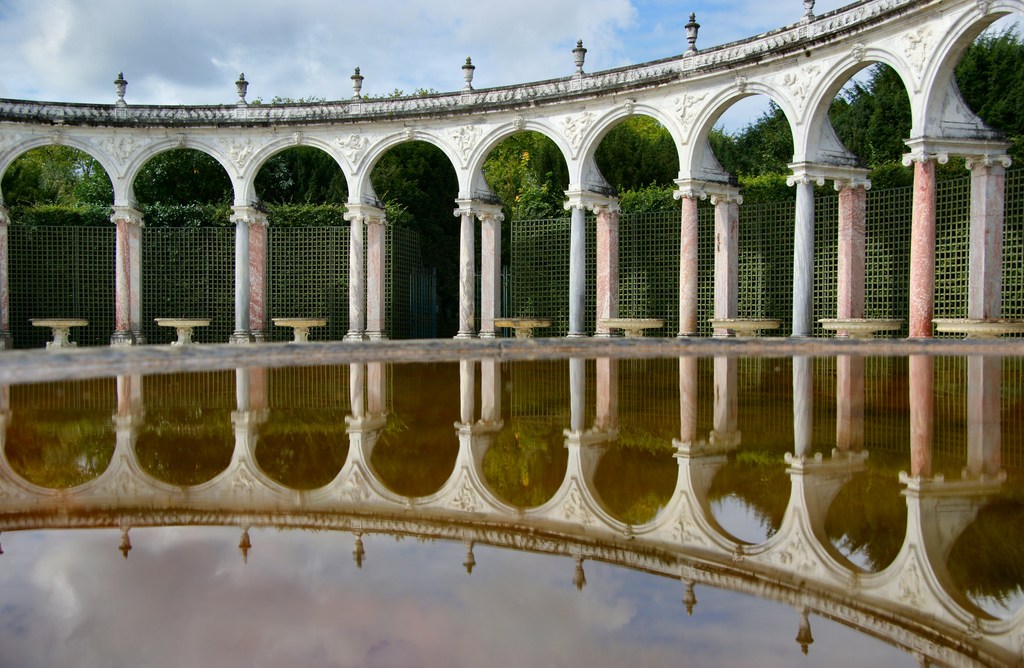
[595,116,678,192]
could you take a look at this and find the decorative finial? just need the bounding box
[352,532,365,568]
[462,57,475,92]
[114,72,127,108]
[803,0,815,21]
[118,526,132,559]
[683,580,697,615]
[573,556,587,591]
[796,608,814,655]
[463,542,476,574]
[235,73,248,107]
[238,527,251,564]
[572,39,587,75]
[685,13,701,54]
[351,67,364,98]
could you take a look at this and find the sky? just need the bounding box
[0,0,853,127]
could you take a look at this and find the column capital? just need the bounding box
[344,203,386,226]
[902,137,1010,166]
[454,199,504,221]
[563,190,617,213]
[110,205,144,227]
[705,185,742,206]
[229,205,268,227]
[965,153,1012,170]
[673,179,709,201]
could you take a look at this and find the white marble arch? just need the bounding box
[0,0,1018,345]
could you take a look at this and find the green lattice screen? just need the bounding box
[266,227,349,342]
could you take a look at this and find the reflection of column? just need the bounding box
[836,180,869,323]
[480,359,501,425]
[349,363,365,420]
[909,356,933,478]
[904,152,940,338]
[0,206,9,348]
[966,154,1012,319]
[111,206,145,345]
[366,216,387,340]
[835,355,864,453]
[567,202,587,337]
[247,213,269,341]
[966,355,1001,479]
[116,374,143,418]
[459,360,475,425]
[678,357,698,446]
[569,357,585,433]
[594,203,619,337]
[790,175,817,337]
[674,184,703,337]
[344,208,365,340]
[479,210,504,338]
[792,357,813,458]
[367,362,386,417]
[711,357,738,448]
[455,208,476,339]
[710,189,740,337]
[594,358,618,431]
[230,206,254,343]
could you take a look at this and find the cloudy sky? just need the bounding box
[0,0,854,108]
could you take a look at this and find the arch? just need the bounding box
[578,104,686,186]
[242,136,352,207]
[123,138,237,208]
[352,130,462,203]
[0,137,118,207]
[466,119,573,197]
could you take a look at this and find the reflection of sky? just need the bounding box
[0,526,915,667]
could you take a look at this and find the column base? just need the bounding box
[344,331,367,341]
[0,330,11,350]
[566,333,588,339]
[229,330,254,344]
[366,331,388,341]
[676,331,697,338]
[455,332,476,339]
[478,331,496,339]
[592,332,617,338]
[250,330,268,343]
[110,330,139,347]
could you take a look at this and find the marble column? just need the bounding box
[966,355,1001,479]
[366,216,387,340]
[594,203,620,337]
[111,206,145,346]
[343,207,366,340]
[711,191,740,337]
[967,154,1012,320]
[569,357,585,433]
[792,357,813,458]
[479,210,504,339]
[909,355,933,478]
[835,355,865,453]
[459,359,476,425]
[906,156,939,338]
[567,203,587,337]
[790,177,818,337]
[456,209,476,339]
[229,207,253,343]
[349,363,366,419]
[678,357,698,447]
[675,188,702,337]
[247,212,269,342]
[836,182,868,322]
[594,358,618,431]
[711,356,738,448]
[367,362,386,416]
[0,206,11,349]
[480,359,501,424]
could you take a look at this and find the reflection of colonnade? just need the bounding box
[0,0,1018,345]
[1,355,1020,663]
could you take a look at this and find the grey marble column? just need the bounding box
[791,179,816,337]
[344,210,366,340]
[568,204,587,337]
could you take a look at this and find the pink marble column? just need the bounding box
[367,361,386,415]
[908,159,937,338]
[677,194,700,336]
[349,363,365,419]
[595,204,620,337]
[0,206,11,348]
[966,355,1001,479]
[595,357,618,431]
[249,367,268,413]
[111,207,144,346]
[479,211,503,338]
[247,214,268,342]
[116,374,143,417]
[967,155,1010,319]
[456,210,475,339]
[366,217,387,340]
[345,211,365,340]
[909,355,933,478]
[835,355,864,453]
[837,184,867,321]
[678,356,698,446]
[712,192,740,337]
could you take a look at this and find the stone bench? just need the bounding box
[932,318,1024,338]
[494,318,551,338]
[155,318,211,345]
[819,318,904,338]
[30,318,88,349]
[599,318,664,337]
[709,318,781,337]
[273,317,327,342]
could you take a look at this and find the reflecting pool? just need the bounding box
[1,356,1022,667]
